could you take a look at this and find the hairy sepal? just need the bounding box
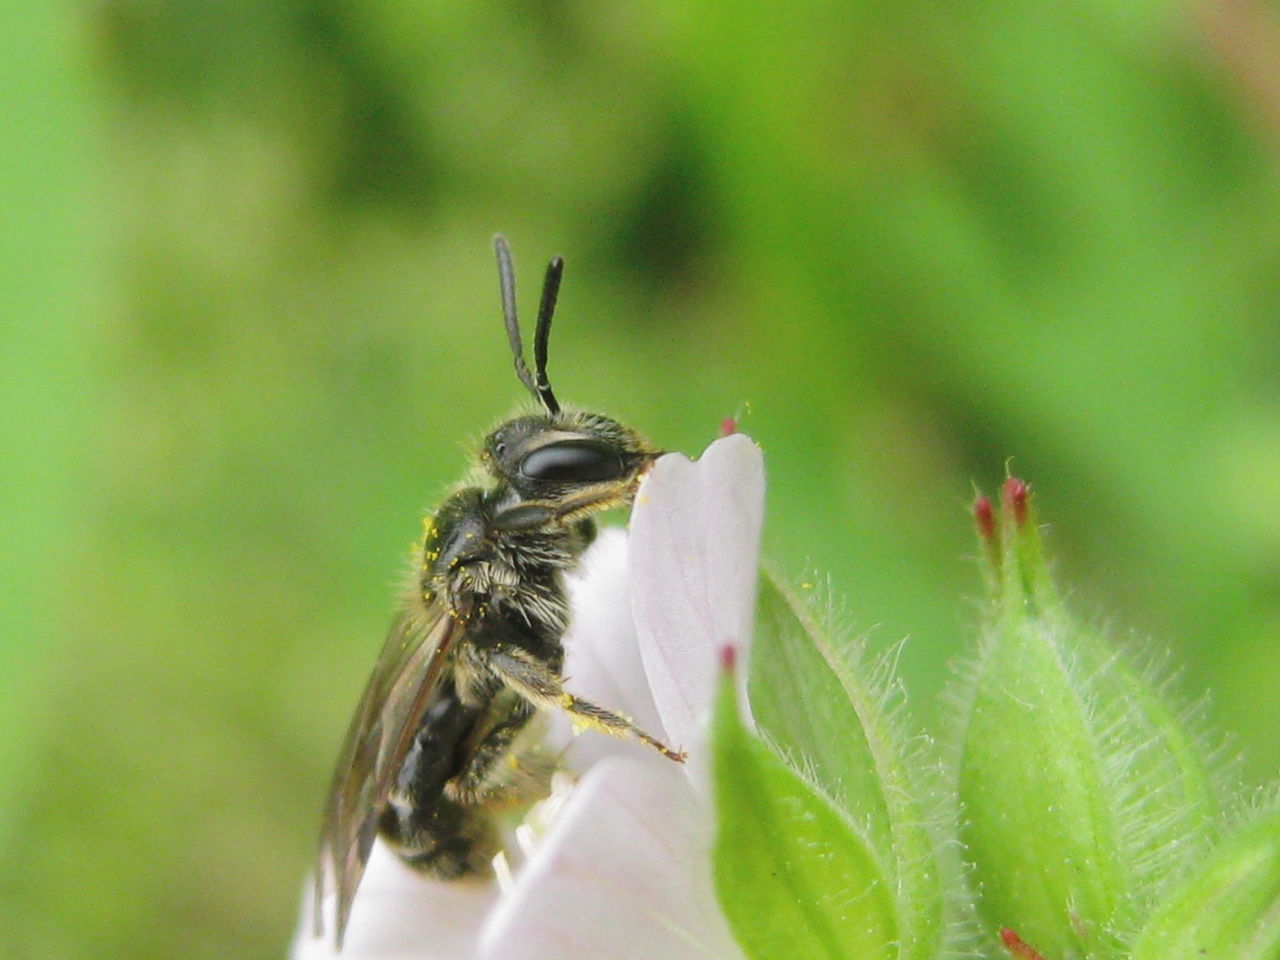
[749,568,953,960]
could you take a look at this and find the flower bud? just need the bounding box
[949,478,1219,956]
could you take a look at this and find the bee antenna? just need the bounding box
[533,256,563,415]
[494,235,538,398]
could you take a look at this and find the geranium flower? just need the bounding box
[292,434,765,960]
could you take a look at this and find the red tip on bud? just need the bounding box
[1002,476,1030,527]
[720,416,738,437]
[719,643,737,673]
[999,928,1047,960]
[974,495,996,541]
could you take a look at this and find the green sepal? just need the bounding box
[750,568,945,960]
[1130,809,1280,960]
[957,616,1126,957]
[713,659,898,960]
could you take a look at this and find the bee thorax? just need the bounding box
[495,580,570,634]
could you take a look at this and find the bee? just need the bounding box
[314,236,685,948]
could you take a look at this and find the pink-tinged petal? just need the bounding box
[477,757,745,960]
[554,527,668,770]
[292,841,496,960]
[628,435,765,780]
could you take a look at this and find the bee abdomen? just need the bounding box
[380,799,497,880]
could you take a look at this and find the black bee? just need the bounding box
[314,236,684,948]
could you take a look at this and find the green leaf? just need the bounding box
[1130,810,1280,960]
[714,663,898,960]
[0,2,100,841]
[750,569,944,960]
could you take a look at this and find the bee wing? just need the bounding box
[313,592,472,946]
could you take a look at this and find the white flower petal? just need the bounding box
[628,434,765,781]
[291,841,496,960]
[556,527,668,770]
[477,756,745,960]
[292,436,764,959]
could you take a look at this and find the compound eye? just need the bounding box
[519,439,626,483]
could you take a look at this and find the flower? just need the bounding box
[292,434,765,960]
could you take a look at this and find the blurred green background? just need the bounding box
[5,1,1280,957]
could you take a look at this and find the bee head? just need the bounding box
[483,409,657,509]
[487,235,659,522]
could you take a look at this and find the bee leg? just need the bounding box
[486,646,686,763]
[445,698,545,806]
